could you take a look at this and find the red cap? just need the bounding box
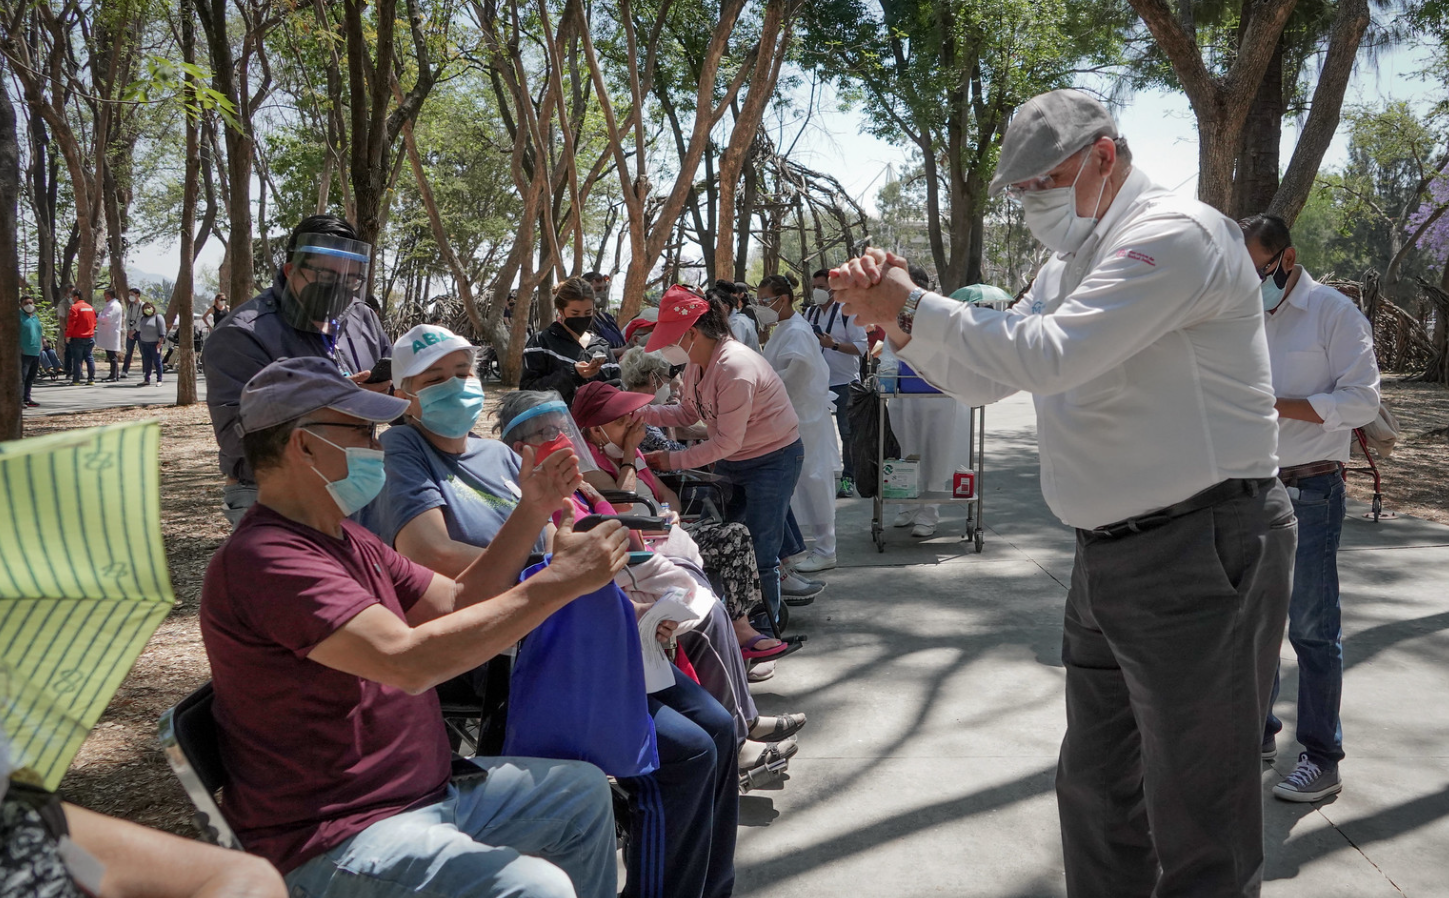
[571,381,655,429]
[623,317,656,344]
[644,286,710,352]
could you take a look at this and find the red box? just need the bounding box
[952,471,975,499]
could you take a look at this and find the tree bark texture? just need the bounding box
[0,57,22,439]
[175,0,203,406]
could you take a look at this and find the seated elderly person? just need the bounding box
[363,328,738,898]
[200,356,624,898]
[617,345,697,452]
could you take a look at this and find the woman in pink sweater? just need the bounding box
[639,289,804,628]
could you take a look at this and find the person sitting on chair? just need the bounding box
[200,356,625,898]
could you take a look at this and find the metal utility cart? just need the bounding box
[870,368,986,553]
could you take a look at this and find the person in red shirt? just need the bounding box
[201,356,627,898]
[64,288,97,384]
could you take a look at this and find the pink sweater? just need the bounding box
[639,337,800,468]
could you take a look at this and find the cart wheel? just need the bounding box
[1372,494,1382,523]
[974,528,984,553]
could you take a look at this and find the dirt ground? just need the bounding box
[21,376,1449,840]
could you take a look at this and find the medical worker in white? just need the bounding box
[758,274,839,570]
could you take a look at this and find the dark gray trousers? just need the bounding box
[1057,481,1296,898]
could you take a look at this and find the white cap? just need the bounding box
[391,324,475,389]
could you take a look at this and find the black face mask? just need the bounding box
[563,315,593,336]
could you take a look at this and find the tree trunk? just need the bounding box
[1230,35,1284,219]
[0,58,21,439]
[735,152,757,282]
[175,0,203,406]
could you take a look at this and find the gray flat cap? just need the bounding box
[988,89,1119,196]
[239,356,409,433]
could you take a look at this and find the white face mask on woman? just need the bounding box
[1021,148,1106,256]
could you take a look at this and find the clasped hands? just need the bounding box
[828,248,918,348]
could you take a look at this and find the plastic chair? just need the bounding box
[157,682,243,849]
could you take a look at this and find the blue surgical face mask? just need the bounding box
[1260,254,1291,313]
[416,375,484,439]
[306,430,387,516]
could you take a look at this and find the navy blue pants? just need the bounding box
[618,667,737,898]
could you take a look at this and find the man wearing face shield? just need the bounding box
[830,89,1295,898]
[205,214,392,528]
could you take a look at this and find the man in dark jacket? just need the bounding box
[520,276,621,405]
[204,214,392,527]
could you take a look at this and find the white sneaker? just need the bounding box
[892,511,915,528]
[911,522,936,538]
[793,552,836,573]
[779,572,824,597]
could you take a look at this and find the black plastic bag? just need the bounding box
[847,380,899,499]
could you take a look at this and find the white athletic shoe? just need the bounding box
[892,511,915,528]
[793,552,837,573]
[911,522,936,538]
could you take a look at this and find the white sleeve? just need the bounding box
[900,215,1228,396]
[1306,301,1381,432]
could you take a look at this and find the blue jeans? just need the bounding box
[68,337,95,382]
[714,439,804,621]
[617,667,737,898]
[123,334,138,372]
[830,384,853,478]
[140,340,163,383]
[285,757,617,898]
[1265,469,1346,768]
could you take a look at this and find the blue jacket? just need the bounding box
[20,310,43,356]
[203,272,391,483]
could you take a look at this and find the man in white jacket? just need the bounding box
[830,89,1295,898]
[95,288,127,382]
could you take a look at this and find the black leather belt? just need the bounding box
[1089,478,1278,539]
[1278,460,1342,487]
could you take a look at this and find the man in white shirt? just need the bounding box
[830,89,1295,898]
[722,279,761,352]
[804,269,868,499]
[1241,213,1380,804]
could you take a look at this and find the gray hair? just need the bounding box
[618,346,673,392]
[493,389,565,439]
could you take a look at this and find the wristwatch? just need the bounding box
[897,287,927,335]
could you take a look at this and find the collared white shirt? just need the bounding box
[896,167,1279,529]
[804,301,868,386]
[1264,268,1380,466]
[728,309,761,352]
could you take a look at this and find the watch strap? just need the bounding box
[898,287,927,335]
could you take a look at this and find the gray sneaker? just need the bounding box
[1262,734,1277,761]
[1273,753,1341,802]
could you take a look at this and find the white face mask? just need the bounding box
[1021,148,1107,256]
[603,441,627,460]
[812,287,832,306]
[753,305,779,327]
[653,384,671,404]
[22,304,35,314]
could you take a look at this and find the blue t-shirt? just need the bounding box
[364,425,544,553]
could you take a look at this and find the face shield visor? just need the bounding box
[499,399,600,473]
[282,234,372,335]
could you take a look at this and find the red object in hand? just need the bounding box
[536,433,575,461]
[952,470,975,499]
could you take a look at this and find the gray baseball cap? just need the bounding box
[238,356,409,434]
[988,89,1119,196]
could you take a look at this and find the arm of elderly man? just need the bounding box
[835,212,1244,404]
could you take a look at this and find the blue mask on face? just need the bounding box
[1260,254,1291,312]
[416,376,485,439]
[306,430,387,516]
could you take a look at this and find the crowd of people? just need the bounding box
[15,286,231,407]
[8,86,1385,898]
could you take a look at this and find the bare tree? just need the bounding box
[173,0,203,406]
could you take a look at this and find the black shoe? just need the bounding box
[24,400,39,408]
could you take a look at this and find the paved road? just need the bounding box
[24,369,207,418]
[739,391,1448,897]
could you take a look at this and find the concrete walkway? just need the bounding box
[24,369,207,417]
[739,392,1449,897]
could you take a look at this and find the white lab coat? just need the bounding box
[95,299,126,353]
[763,314,838,551]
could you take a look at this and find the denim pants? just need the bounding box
[617,667,737,898]
[221,481,258,529]
[139,340,163,383]
[123,334,138,372]
[829,384,853,478]
[1058,480,1295,898]
[1265,469,1346,769]
[713,439,804,620]
[68,337,95,382]
[285,757,617,898]
[21,355,39,402]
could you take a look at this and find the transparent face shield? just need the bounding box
[282,234,372,335]
[499,400,600,473]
